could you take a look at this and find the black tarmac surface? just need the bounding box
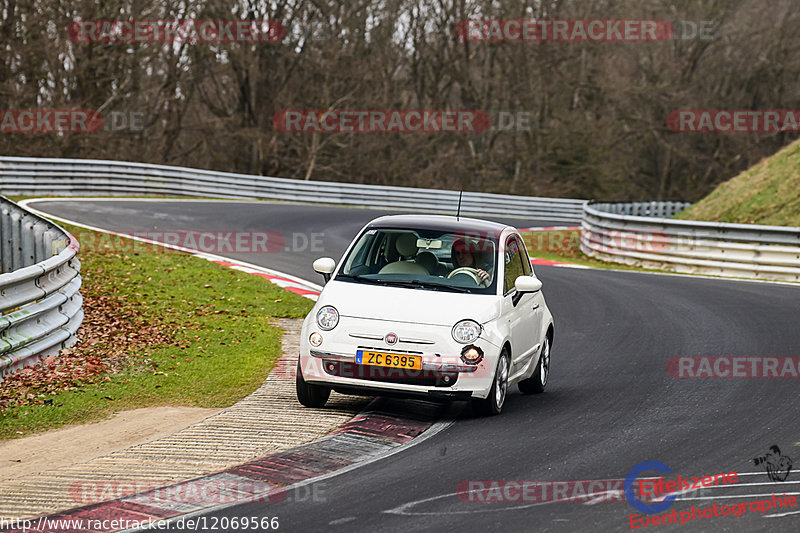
[32,199,800,532]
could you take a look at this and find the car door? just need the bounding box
[501,235,539,378]
[516,235,544,357]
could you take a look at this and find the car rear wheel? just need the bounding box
[472,349,509,416]
[518,336,550,394]
[296,360,331,408]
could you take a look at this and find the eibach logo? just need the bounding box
[456,19,673,42]
[0,110,103,133]
[67,20,286,43]
[273,110,491,133]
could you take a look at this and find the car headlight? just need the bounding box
[452,319,481,344]
[316,305,339,331]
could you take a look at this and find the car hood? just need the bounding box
[319,280,500,326]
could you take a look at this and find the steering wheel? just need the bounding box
[447,267,488,286]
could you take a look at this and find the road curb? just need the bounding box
[0,319,364,522]
[3,399,448,533]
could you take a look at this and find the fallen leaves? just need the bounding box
[0,277,182,410]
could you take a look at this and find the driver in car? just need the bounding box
[451,238,491,283]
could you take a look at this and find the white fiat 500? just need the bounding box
[296,215,554,416]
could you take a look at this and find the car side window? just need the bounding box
[504,236,524,294]
[517,236,532,276]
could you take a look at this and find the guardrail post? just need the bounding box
[0,196,83,379]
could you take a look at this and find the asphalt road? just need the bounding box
[31,199,800,532]
[30,199,551,283]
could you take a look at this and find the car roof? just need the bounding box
[366,214,514,234]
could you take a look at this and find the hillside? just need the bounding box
[676,138,800,226]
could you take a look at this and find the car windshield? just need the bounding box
[336,227,498,294]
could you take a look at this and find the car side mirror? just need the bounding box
[313,257,336,283]
[515,275,542,293]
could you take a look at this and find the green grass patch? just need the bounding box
[676,138,800,226]
[0,223,313,440]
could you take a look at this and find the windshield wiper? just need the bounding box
[374,279,471,293]
[334,273,386,285]
[337,275,472,293]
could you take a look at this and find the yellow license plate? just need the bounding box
[356,350,422,370]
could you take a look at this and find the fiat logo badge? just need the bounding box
[385,333,398,345]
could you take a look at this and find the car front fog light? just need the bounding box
[460,345,484,365]
[452,319,481,344]
[309,332,323,346]
[316,305,339,331]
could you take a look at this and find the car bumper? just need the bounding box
[331,382,473,401]
[299,316,499,399]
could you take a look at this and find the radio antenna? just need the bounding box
[456,190,463,221]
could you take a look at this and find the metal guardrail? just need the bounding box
[581,202,800,282]
[0,156,586,378]
[0,156,587,222]
[0,196,83,377]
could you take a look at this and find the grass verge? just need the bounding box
[0,223,313,440]
[675,138,800,226]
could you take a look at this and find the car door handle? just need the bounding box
[532,302,540,310]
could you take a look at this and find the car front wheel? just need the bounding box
[472,349,510,416]
[296,360,331,408]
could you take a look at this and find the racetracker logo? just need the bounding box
[457,479,640,503]
[666,356,800,378]
[75,230,324,254]
[581,227,670,253]
[667,110,800,133]
[273,110,491,133]
[456,19,673,42]
[68,20,286,43]
[68,480,286,505]
[0,110,103,133]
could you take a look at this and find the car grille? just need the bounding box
[322,359,459,387]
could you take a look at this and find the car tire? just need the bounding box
[518,336,550,394]
[472,349,510,416]
[296,360,331,408]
